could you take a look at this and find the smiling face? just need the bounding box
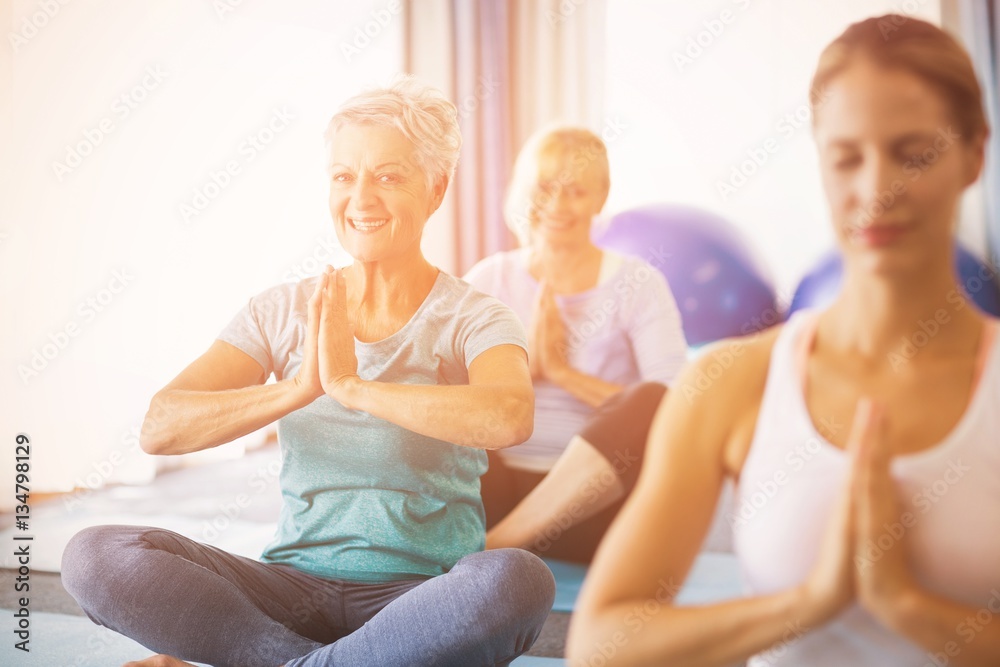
[327,122,445,264]
[526,147,608,248]
[814,59,984,275]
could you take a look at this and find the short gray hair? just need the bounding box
[324,75,462,185]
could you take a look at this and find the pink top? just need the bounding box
[464,249,688,471]
[734,310,1000,666]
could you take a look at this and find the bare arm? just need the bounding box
[567,337,848,667]
[333,344,534,450]
[140,340,312,455]
[853,403,1000,665]
[877,590,1000,666]
[549,365,623,408]
[141,277,332,455]
[318,269,534,450]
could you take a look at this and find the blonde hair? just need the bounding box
[504,125,611,245]
[810,14,989,143]
[324,75,462,185]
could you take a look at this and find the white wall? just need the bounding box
[1,0,402,499]
[603,0,944,300]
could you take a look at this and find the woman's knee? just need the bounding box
[465,548,555,621]
[61,524,147,602]
[580,381,666,477]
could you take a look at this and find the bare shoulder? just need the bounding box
[672,324,784,477]
[676,324,781,402]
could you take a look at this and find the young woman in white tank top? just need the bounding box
[568,14,1000,667]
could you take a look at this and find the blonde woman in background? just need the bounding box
[465,127,689,563]
[569,15,1000,666]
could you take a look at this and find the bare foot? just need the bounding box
[123,655,199,667]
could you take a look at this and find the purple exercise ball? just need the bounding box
[594,204,780,347]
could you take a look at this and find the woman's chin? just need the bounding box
[846,246,929,280]
[342,241,388,264]
[532,225,587,246]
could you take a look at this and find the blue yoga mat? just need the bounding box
[544,551,743,612]
[0,611,210,666]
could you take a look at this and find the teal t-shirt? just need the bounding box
[218,271,527,582]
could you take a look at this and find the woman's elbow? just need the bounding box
[493,389,533,449]
[566,613,615,666]
[565,627,589,665]
[139,428,169,456]
[139,392,177,455]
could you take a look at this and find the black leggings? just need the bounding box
[480,382,667,564]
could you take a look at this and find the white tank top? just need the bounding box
[733,310,1000,666]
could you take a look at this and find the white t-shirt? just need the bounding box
[464,249,688,471]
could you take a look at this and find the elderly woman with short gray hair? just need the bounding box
[60,77,554,667]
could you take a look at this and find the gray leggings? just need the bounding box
[61,525,555,667]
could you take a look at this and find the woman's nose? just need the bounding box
[856,156,902,222]
[542,186,570,214]
[351,176,379,209]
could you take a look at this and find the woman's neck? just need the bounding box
[346,250,438,316]
[820,257,985,361]
[527,240,603,293]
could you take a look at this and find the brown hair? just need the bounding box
[810,14,989,143]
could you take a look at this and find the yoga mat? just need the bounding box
[0,610,210,666]
[545,551,743,612]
